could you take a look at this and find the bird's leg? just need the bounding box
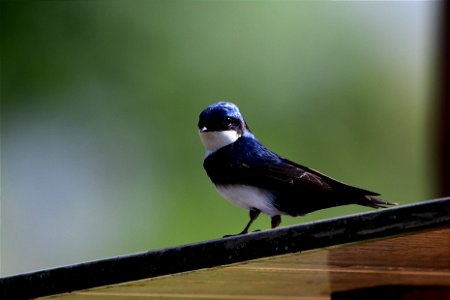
[271,215,281,229]
[223,208,260,237]
[240,208,261,234]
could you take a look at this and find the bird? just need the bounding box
[198,101,397,236]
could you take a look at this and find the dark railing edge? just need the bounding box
[1,197,449,299]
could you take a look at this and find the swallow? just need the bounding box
[198,101,396,236]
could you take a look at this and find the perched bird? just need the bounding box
[198,102,396,236]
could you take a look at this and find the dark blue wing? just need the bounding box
[204,136,375,194]
[203,136,387,215]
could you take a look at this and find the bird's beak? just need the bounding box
[200,127,208,133]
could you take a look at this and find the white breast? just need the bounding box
[215,184,282,216]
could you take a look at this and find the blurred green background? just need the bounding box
[1,1,438,276]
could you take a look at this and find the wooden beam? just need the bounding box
[1,197,449,299]
[53,227,450,299]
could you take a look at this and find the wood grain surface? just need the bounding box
[44,227,449,299]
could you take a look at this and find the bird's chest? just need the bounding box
[203,150,243,184]
[214,184,279,216]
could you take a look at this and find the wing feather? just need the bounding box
[204,136,378,197]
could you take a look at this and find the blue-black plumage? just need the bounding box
[198,102,396,236]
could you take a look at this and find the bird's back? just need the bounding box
[204,136,395,216]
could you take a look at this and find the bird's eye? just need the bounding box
[222,117,233,127]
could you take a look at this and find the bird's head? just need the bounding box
[198,102,251,155]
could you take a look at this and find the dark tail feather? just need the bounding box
[364,195,398,208]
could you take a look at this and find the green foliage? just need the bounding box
[1,1,437,276]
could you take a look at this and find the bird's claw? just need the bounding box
[222,229,261,238]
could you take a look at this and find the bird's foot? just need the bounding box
[222,229,260,238]
[223,233,239,238]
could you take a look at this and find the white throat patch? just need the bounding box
[199,130,240,156]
